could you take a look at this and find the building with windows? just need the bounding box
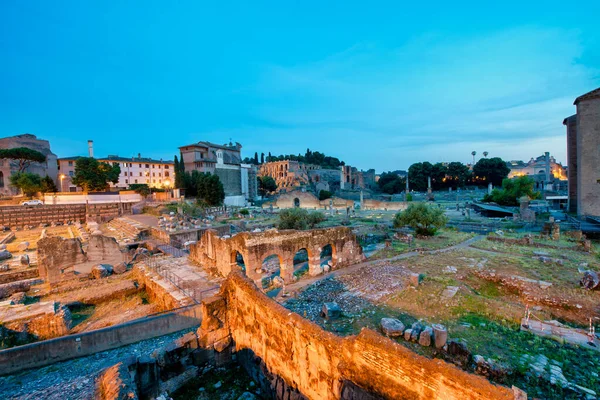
[506,152,567,191]
[57,154,174,192]
[0,133,58,195]
[179,140,257,205]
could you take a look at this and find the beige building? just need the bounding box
[507,152,567,190]
[259,160,318,192]
[0,133,58,195]
[57,154,174,192]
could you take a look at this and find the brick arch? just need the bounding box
[190,227,365,285]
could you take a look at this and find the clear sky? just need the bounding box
[1,1,599,171]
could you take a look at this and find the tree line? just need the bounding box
[242,148,345,170]
[378,157,510,194]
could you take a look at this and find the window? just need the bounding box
[145,164,149,168]
[139,164,142,168]
[125,179,128,184]
[165,165,169,169]
[69,171,74,176]
[68,161,73,166]
[158,173,161,177]
[165,172,169,177]
[152,172,155,177]
[139,172,142,177]
[135,179,138,184]
[152,165,155,168]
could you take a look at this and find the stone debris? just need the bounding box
[474,355,511,382]
[0,264,9,272]
[17,241,30,251]
[321,302,341,319]
[380,318,405,337]
[432,324,448,349]
[8,291,26,305]
[0,250,12,261]
[441,286,460,300]
[272,276,285,288]
[443,266,457,274]
[91,264,113,279]
[403,328,413,341]
[418,326,432,346]
[580,270,600,290]
[113,262,128,275]
[20,254,30,266]
[447,339,472,368]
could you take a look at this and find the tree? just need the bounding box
[72,157,121,192]
[278,208,325,230]
[130,183,151,198]
[260,153,265,164]
[254,152,259,164]
[446,162,471,188]
[378,172,406,194]
[258,176,277,196]
[0,147,46,172]
[9,172,42,196]
[472,157,510,187]
[184,171,225,206]
[393,202,447,236]
[318,190,333,200]
[482,176,541,206]
[174,155,186,189]
[408,162,433,192]
[430,163,448,190]
[40,175,58,193]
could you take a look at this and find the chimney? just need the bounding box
[88,140,94,158]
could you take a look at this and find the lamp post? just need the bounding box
[59,174,65,192]
[164,180,171,200]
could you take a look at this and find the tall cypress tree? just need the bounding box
[261,153,265,164]
[254,152,259,164]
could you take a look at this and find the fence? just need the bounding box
[142,253,218,303]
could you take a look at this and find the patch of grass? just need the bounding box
[69,304,96,327]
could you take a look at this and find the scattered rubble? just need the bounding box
[321,302,341,319]
[580,270,600,290]
[380,318,405,337]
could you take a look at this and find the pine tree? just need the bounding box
[254,152,259,164]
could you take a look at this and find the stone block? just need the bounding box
[20,254,29,266]
[380,318,405,337]
[113,262,128,274]
[91,264,111,279]
[17,242,29,251]
[403,328,413,341]
[432,324,448,349]
[0,250,12,261]
[418,326,432,346]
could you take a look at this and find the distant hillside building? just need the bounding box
[507,152,567,190]
[259,161,318,192]
[179,140,257,205]
[564,87,600,216]
[0,133,58,195]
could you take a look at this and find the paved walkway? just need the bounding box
[277,235,485,300]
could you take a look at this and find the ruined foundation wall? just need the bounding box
[132,265,191,310]
[37,236,87,283]
[211,273,515,400]
[362,199,408,211]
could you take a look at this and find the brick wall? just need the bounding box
[576,97,600,216]
[200,273,517,400]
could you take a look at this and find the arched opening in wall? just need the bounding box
[261,254,281,289]
[0,171,4,188]
[293,248,309,278]
[320,244,336,267]
[231,250,246,273]
[293,198,300,208]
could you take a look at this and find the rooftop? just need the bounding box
[574,87,600,105]
[179,140,242,151]
[58,155,173,164]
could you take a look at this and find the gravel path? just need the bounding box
[1,329,192,400]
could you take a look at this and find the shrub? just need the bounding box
[393,202,447,236]
[279,208,325,230]
[318,190,333,201]
[239,208,250,216]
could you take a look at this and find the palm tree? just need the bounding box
[483,151,489,158]
[471,151,477,165]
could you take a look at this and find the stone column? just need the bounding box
[280,257,294,283]
[488,182,493,195]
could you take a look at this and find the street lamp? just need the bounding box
[59,174,65,192]
[164,180,171,199]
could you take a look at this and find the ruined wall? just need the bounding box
[273,190,321,209]
[362,199,408,211]
[0,303,203,376]
[37,236,87,284]
[37,234,125,285]
[200,273,515,400]
[0,203,130,228]
[189,227,365,282]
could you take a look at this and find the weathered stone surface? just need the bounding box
[113,262,128,275]
[20,254,30,266]
[0,264,9,272]
[91,264,111,279]
[474,355,512,382]
[580,270,600,290]
[272,276,284,288]
[408,272,421,287]
[17,241,29,251]
[380,318,405,337]
[321,302,341,319]
[0,250,12,261]
[96,362,139,399]
[418,326,433,346]
[448,339,472,368]
[403,328,413,341]
[37,236,86,284]
[432,324,448,349]
[9,291,26,304]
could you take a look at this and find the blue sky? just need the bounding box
[1,1,599,171]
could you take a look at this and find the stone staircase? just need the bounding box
[107,217,149,242]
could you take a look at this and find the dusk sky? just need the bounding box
[1,1,599,172]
